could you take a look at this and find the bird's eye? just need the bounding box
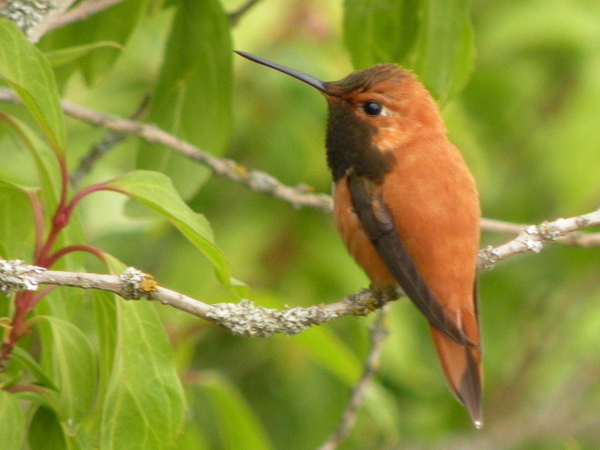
[362,100,383,117]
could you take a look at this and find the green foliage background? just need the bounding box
[1,0,600,448]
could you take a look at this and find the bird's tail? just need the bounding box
[430,307,483,428]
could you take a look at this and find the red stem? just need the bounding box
[0,165,111,368]
[35,183,108,268]
[45,244,107,268]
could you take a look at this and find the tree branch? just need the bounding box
[228,0,265,26]
[2,202,599,332]
[43,0,128,33]
[0,0,76,42]
[1,88,598,254]
[70,94,151,186]
[0,261,394,337]
[319,306,390,450]
[478,210,600,270]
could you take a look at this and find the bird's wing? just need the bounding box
[347,173,473,346]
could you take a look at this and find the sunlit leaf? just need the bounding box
[106,170,247,297]
[99,292,185,450]
[0,179,36,259]
[45,41,123,68]
[0,18,65,153]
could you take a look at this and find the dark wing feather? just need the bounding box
[347,173,474,346]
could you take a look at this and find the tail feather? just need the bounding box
[430,308,482,428]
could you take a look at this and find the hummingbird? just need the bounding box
[236,51,482,427]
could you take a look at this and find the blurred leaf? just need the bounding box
[106,170,247,297]
[342,0,474,104]
[199,373,274,450]
[12,347,58,391]
[36,316,96,425]
[38,0,147,86]
[29,406,67,450]
[343,0,419,69]
[0,18,65,153]
[292,326,362,386]
[0,390,26,450]
[176,420,209,449]
[137,0,233,199]
[258,294,361,385]
[0,113,62,213]
[100,295,185,449]
[412,0,474,104]
[45,41,123,68]
[0,179,35,259]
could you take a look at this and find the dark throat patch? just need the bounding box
[325,101,393,183]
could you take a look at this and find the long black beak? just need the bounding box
[235,51,333,95]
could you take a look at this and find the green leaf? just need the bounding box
[0,113,62,214]
[343,0,419,69]
[0,18,65,153]
[45,41,123,68]
[292,326,362,386]
[0,179,36,259]
[38,0,146,86]
[100,296,186,450]
[106,170,247,297]
[256,294,361,385]
[29,406,67,450]
[36,316,96,425]
[342,0,474,104]
[12,347,58,391]
[199,373,274,450]
[0,390,26,450]
[137,0,233,199]
[412,0,474,104]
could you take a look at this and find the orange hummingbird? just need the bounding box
[236,51,483,427]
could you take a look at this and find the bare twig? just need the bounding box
[44,0,128,32]
[228,0,265,26]
[0,0,76,42]
[478,210,600,270]
[319,306,390,450]
[70,94,151,186]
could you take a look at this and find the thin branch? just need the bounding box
[477,210,600,270]
[44,0,128,32]
[25,91,331,211]
[228,0,265,26]
[70,94,151,186]
[318,306,390,450]
[0,262,395,337]
[1,88,599,252]
[2,212,598,331]
[0,0,76,42]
